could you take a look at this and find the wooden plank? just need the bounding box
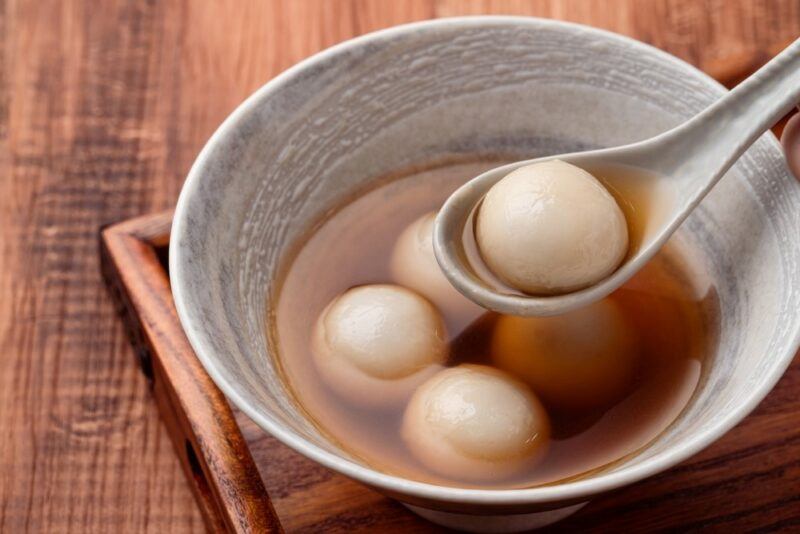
[1,1,798,532]
[0,1,206,532]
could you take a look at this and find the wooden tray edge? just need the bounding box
[100,211,283,534]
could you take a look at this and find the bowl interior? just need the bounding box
[171,18,800,505]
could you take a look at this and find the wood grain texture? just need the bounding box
[1,1,798,532]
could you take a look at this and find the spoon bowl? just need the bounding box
[435,37,800,316]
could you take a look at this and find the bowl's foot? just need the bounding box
[404,502,587,533]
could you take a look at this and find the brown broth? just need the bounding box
[273,160,718,489]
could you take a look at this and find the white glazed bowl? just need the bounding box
[170,17,800,531]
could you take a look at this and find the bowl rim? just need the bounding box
[170,15,800,506]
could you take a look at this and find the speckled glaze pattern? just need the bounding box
[171,17,800,516]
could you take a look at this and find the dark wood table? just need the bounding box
[1,1,798,532]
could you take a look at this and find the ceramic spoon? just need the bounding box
[434,37,800,317]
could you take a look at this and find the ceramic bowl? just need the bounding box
[170,17,800,532]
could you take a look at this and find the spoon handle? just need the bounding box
[642,37,800,199]
[704,37,800,149]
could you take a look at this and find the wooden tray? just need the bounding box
[99,57,800,533]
